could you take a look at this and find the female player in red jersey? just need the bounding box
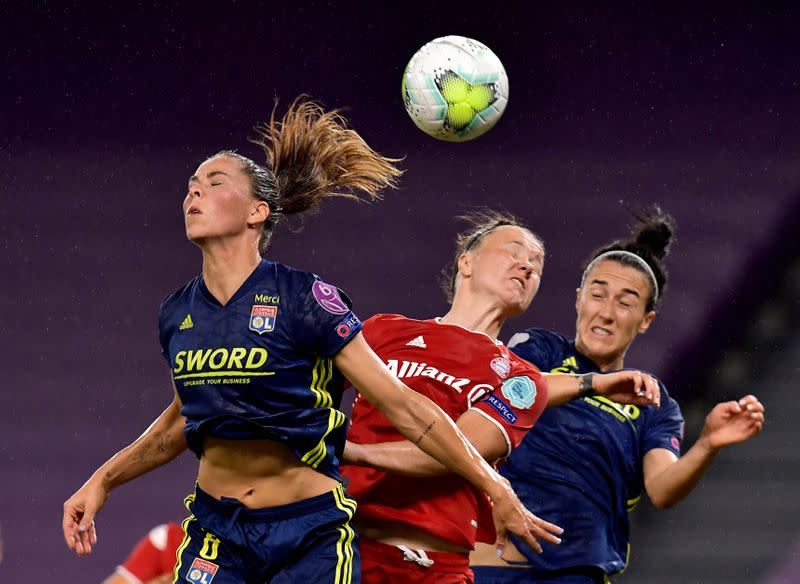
[61,101,562,583]
[341,211,662,584]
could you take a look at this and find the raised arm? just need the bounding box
[644,394,764,509]
[334,333,563,553]
[543,370,661,408]
[62,384,187,556]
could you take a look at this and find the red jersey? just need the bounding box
[115,522,184,583]
[342,315,548,549]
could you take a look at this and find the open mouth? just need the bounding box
[510,277,525,290]
[591,326,611,337]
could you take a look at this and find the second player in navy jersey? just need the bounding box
[62,99,560,583]
[471,208,765,583]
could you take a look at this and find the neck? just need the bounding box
[200,237,262,305]
[439,295,509,341]
[575,338,625,372]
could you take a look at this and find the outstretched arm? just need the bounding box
[345,408,507,477]
[62,385,187,557]
[644,395,764,509]
[334,333,562,554]
[544,370,661,408]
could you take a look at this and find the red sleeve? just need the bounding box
[119,523,178,581]
[471,366,548,457]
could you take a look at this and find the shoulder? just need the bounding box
[653,381,682,418]
[623,370,682,421]
[364,313,410,326]
[508,328,568,351]
[144,523,176,551]
[159,277,199,318]
[362,314,421,342]
[507,328,569,367]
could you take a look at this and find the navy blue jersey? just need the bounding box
[158,259,362,482]
[501,328,684,575]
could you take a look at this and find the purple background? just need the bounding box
[3,3,799,581]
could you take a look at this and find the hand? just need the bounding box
[593,370,661,407]
[700,395,764,451]
[490,475,563,555]
[62,480,109,556]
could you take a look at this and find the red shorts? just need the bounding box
[360,538,473,584]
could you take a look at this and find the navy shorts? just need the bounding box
[173,484,359,583]
[471,566,610,584]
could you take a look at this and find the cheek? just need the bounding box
[619,313,644,337]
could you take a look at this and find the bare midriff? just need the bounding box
[197,436,339,508]
[357,520,470,554]
[470,541,530,567]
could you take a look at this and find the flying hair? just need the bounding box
[210,96,404,254]
[582,203,676,311]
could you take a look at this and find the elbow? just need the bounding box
[650,497,674,510]
[648,491,679,510]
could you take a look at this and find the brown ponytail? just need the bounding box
[254,97,403,216]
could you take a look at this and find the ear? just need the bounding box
[457,253,473,279]
[638,310,656,334]
[247,201,270,227]
[575,287,581,315]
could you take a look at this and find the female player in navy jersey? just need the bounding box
[469,208,765,583]
[341,211,662,584]
[61,100,562,583]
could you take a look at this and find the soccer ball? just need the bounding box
[402,35,509,142]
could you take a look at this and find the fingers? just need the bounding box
[76,519,97,556]
[738,395,764,421]
[629,372,660,406]
[63,499,99,557]
[632,371,644,396]
[532,515,564,543]
[640,374,660,406]
[513,528,543,554]
[494,531,509,557]
[62,508,76,551]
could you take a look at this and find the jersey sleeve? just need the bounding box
[117,524,173,582]
[470,370,548,458]
[290,274,363,358]
[157,291,179,365]
[640,384,684,457]
[507,328,563,371]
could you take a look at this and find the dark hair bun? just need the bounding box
[630,205,675,260]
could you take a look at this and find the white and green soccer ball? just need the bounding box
[402,35,509,142]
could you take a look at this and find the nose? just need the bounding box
[518,259,534,278]
[597,297,614,320]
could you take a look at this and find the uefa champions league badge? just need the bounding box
[312,280,349,314]
[501,376,537,409]
[187,557,218,583]
[490,356,511,379]
[249,305,277,334]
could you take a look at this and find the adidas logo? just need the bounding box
[179,314,194,330]
[405,335,426,349]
